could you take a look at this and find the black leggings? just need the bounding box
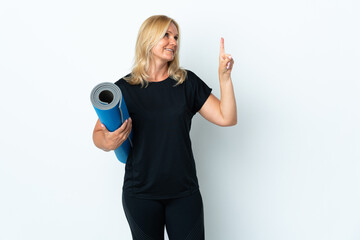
[122,190,205,240]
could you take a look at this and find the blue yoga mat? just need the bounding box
[90,82,132,163]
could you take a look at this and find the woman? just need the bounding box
[93,15,236,240]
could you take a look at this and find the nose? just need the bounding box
[169,36,177,46]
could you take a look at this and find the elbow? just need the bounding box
[219,111,237,127]
[94,141,111,152]
[225,113,237,126]
[93,132,111,152]
[227,119,237,127]
[218,117,237,127]
[229,113,238,126]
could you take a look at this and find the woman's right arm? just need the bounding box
[92,118,132,151]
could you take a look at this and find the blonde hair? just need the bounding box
[124,15,187,87]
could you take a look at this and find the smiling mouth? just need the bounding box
[165,48,174,53]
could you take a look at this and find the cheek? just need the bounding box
[153,41,165,53]
[151,45,161,55]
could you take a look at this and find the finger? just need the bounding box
[124,124,132,138]
[221,54,231,67]
[113,119,128,134]
[220,37,225,55]
[101,123,110,133]
[226,55,233,69]
[120,117,132,134]
[124,118,132,133]
[227,61,234,70]
[120,121,132,141]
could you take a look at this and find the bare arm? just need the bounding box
[92,118,132,151]
[199,38,237,126]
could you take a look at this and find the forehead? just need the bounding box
[167,22,178,35]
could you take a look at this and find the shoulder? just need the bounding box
[182,69,202,86]
[183,69,207,88]
[114,73,131,87]
[184,69,198,80]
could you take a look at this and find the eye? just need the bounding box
[174,36,179,41]
[164,33,169,38]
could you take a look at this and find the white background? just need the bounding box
[1,0,359,239]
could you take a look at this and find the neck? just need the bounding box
[148,61,169,82]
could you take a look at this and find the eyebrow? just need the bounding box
[167,30,179,37]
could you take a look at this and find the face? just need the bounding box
[151,22,179,64]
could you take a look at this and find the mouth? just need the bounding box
[165,48,175,53]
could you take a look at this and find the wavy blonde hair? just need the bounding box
[124,15,187,87]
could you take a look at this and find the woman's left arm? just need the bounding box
[199,37,237,126]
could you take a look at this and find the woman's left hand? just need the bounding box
[218,37,234,80]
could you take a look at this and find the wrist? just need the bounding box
[219,74,232,83]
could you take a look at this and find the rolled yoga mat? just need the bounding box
[90,82,132,163]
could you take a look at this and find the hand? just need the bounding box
[101,118,132,151]
[219,37,234,79]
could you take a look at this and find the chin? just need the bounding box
[164,57,174,62]
[165,53,175,60]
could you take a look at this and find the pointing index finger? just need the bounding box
[220,37,225,55]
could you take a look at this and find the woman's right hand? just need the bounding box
[92,118,132,151]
